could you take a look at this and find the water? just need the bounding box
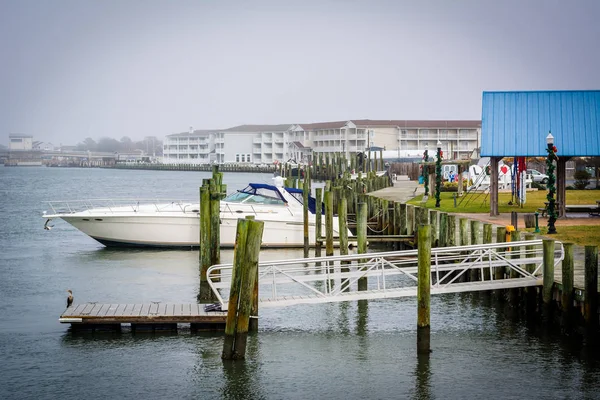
[1,166,599,400]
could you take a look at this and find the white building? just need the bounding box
[162,120,481,165]
[9,134,33,151]
[162,129,217,165]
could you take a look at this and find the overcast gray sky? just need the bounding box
[1,0,599,146]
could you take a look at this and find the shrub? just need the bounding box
[441,181,468,192]
[573,170,591,190]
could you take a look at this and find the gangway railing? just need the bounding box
[207,240,564,308]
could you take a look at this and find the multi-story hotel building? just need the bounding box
[162,120,481,165]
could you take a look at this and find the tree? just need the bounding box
[573,170,591,190]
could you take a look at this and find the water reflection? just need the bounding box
[412,353,432,400]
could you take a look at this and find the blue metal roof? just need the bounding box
[481,90,600,157]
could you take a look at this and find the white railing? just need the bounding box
[207,240,563,308]
[44,199,198,215]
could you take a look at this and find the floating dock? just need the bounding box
[60,303,226,332]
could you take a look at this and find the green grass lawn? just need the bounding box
[407,189,600,213]
[406,189,600,246]
[522,226,600,247]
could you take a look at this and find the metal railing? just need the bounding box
[44,199,197,215]
[207,240,563,308]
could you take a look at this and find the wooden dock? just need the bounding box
[60,303,226,332]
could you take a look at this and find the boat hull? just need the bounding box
[59,214,339,248]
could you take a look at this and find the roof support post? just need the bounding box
[490,156,499,216]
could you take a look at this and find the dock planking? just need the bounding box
[60,302,227,330]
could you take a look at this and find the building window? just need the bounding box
[236,154,240,162]
[246,154,251,163]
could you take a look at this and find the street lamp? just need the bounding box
[546,132,557,234]
[435,140,442,207]
[422,143,429,196]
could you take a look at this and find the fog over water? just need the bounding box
[2,0,600,146]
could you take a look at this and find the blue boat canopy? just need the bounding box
[481,90,600,157]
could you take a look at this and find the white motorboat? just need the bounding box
[43,177,347,248]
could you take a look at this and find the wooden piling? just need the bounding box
[209,179,221,266]
[199,185,212,301]
[469,220,481,281]
[399,203,408,236]
[303,176,309,258]
[495,227,506,281]
[447,214,456,247]
[222,217,265,360]
[524,233,537,314]
[325,189,334,257]
[338,195,349,289]
[438,212,448,247]
[584,245,599,329]
[315,188,323,259]
[417,224,431,354]
[482,223,492,280]
[406,204,415,236]
[233,218,264,359]
[561,243,574,329]
[542,239,555,320]
[429,210,438,248]
[357,201,368,291]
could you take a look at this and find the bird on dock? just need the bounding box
[66,290,74,308]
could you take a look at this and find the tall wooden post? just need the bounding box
[417,224,431,354]
[399,203,408,236]
[209,179,221,266]
[447,214,456,247]
[495,227,507,281]
[315,188,323,258]
[338,195,349,290]
[303,175,309,258]
[438,212,448,247]
[524,233,537,314]
[222,217,265,360]
[469,220,481,281]
[357,201,368,291]
[325,190,334,257]
[199,184,212,301]
[490,157,499,216]
[406,204,415,236]
[542,239,555,320]
[429,209,438,248]
[584,245,599,330]
[561,243,574,329]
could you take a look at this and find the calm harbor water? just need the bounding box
[1,166,599,400]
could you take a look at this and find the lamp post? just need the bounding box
[422,144,429,196]
[435,140,442,207]
[546,133,557,234]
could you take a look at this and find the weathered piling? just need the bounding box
[303,176,309,258]
[495,227,507,281]
[406,205,415,236]
[584,245,599,330]
[324,189,334,257]
[417,224,431,354]
[338,194,349,290]
[315,188,323,259]
[429,210,438,248]
[469,220,481,281]
[222,217,265,360]
[357,201,368,291]
[438,212,448,247]
[482,223,492,280]
[561,243,574,329]
[447,214,456,247]
[542,239,555,320]
[524,233,537,314]
[509,230,520,304]
[199,184,212,301]
[209,179,222,266]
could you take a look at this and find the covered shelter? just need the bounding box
[481,90,600,216]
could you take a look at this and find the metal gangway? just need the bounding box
[207,240,564,308]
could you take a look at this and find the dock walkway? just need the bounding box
[60,303,226,331]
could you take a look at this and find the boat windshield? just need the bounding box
[223,184,287,206]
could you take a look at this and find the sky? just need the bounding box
[1,0,600,146]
